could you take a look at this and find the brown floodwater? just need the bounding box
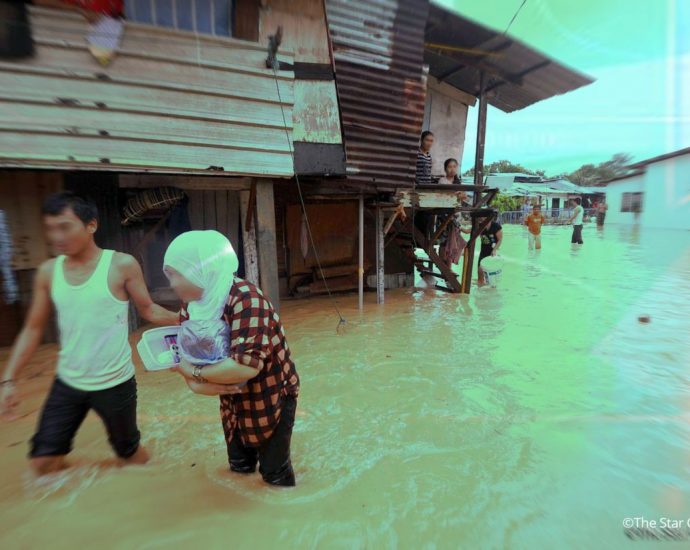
[1,224,690,548]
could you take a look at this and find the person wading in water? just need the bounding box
[164,231,300,487]
[0,192,178,476]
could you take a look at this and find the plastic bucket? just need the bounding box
[137,326,180,371]
[480,256,503,287]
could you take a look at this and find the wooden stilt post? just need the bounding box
[239,187,259,287]
[461,71,488,294]
[359,194,364,311]
[375,203,385,304]
[255,179,280,311]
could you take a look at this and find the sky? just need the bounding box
[435,0,690,175]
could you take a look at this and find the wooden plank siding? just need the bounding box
[0,6,296,178]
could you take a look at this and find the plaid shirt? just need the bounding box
[181,278,299,448]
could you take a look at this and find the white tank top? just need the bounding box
[51,250,134,391]
[573,205,584,225]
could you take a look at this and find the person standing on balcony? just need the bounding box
[415,131,435,186]
[414,131,436,241]
[567,198,584,245]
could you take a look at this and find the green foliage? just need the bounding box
[463,160,546,178]
[491,192,524,212]
[567,153,633,185]
[462,154,633,186]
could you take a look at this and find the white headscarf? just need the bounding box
[163,230,238,320]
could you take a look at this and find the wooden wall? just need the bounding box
[0,170,62,345]
[0,6,295,177]
[0,171,62,270]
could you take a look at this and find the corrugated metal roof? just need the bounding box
[325,0,429,190]
[0,7,295,177]
[628,146,690,169]
[424,2,594,113]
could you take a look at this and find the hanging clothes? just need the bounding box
[443,225,466,266]
[87,14,124,66]
[63,0,124,17]
[0,210,19,304]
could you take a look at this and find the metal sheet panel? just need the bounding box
[326,0,430,190]
[424,2,594,113]
[0,7,295,177]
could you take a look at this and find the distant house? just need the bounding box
[484,174,603,218]
[603,147,690,229]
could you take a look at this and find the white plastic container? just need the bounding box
[137,326,181,371]
[480,256,504,287]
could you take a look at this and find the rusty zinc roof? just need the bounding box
[424,2,594,113]
[325,0,430,190]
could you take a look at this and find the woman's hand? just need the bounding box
[170,357,194,379]
[185,379,244,396]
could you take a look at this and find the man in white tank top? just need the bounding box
[0,192,178,477]
[567,197,585,245]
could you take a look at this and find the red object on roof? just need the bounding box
[64,0,124,17]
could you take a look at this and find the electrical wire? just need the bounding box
[504,0,528,35]
[267,56,347,333]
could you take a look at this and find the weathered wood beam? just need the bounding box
[359,195,364,311]
[239,189,259,287]
[376,204,385,304]
[462,71,488,295]
[255,179,280,310]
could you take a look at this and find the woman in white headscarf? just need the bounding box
[163,230,300,487]
[163,230,251,396]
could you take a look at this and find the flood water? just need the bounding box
[2,223,690,549]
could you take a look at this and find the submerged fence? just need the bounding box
[500,208,596,225]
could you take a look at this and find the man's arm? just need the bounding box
[119,254,179,326]
[1,261,53,417]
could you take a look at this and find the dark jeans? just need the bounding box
[571,224,583,244]
[226,394,297,486]
[30,377,140,459]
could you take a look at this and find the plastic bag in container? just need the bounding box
[178,319,230,366]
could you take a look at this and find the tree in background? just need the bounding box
[567,153,632,186]
[491,192,524,213]
[463,154,633,185]
[463,160,546,178]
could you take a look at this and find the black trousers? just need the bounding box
[30,377,140,459]
[226,394,297,486]
[571,224,583,244]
